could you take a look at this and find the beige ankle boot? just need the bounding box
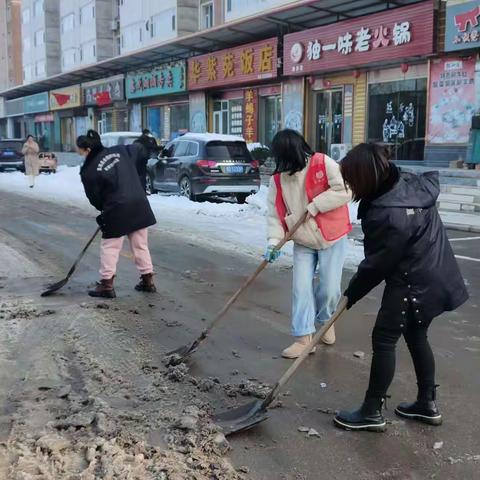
[282,335,316,359]
[321,324,336,345]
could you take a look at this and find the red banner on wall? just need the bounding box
[243,88,258,143]
[283,1,434,75]
[188,38,278,91]
[427,57,476,144]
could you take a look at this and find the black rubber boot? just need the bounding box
[88,278,116,299]
[395,385,442,426]
[334,396,387,432]
[135,273,157,293]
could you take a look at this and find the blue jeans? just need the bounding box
[291,238,347,337]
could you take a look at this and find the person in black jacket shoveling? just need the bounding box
[134,129,160,192]
[77,130,157,298]
[334,143,468,433]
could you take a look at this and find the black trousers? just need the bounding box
[366,312,436,400]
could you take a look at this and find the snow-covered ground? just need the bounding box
[0,166,364,269]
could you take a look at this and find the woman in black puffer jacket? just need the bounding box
[334,143,468,433]
[77,130,157,298]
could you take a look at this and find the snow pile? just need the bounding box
[0,167,363,268]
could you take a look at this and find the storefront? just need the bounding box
[126,62,188,142]
[49,85,83,151]
[82,75,127,134]
[187,38,279,145]
[424,0,480,164]
[283,1,434,160]
[24,92,54,151]
[3,97,25,138]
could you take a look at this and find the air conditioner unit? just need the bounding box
[110,20,120,31]
[330,143,351,162]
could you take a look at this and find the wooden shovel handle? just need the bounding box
[262,296,348,409]
[202,212,309,338]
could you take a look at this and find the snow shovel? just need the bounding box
[213,297,348,435]
[41,227,101,297]
[166,212,310,364]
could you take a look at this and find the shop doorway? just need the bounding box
[314,89,343,155]
[260,95,282,146]
[213,100,229,135]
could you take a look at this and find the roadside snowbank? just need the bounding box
[0,167,363,268]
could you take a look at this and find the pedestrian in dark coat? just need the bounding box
[134,129,159,192]
[77,130,157,298]
[333,143,468,433]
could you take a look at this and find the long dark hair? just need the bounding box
[76,129,103,151]
[271,129,314,175]
[340,143,392,201]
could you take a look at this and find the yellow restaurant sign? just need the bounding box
[49,85,82,110]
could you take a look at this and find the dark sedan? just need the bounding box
[146,133,261,203]
[0,139,25,172]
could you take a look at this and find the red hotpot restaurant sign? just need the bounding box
[283,1,434,75]
[188,38,278,90]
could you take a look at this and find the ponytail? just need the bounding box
[76,129,103,151]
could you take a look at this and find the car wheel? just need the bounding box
[235,193,249,204]
[179,176,195,201]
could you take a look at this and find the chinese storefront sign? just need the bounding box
[24,92,49,114]
[83,76,125,106]
[427,57,476,144]
[284,1,433,75]
[126,62,186,100]
[188,38,278,90]
[243,89,257,143]
[445,1,480,51]
[49,85,81,110]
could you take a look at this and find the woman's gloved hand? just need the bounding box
[264,245,281,263]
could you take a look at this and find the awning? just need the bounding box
[0,0,425,100]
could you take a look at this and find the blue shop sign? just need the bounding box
[445,1,480,51]
[24,92,49,114]
[126,62,186,99]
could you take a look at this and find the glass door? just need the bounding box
[213,100,228,134]
[314,89,343,155]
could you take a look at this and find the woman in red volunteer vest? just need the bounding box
[265,129,352,358]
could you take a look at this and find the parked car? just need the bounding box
[39,152,57,173]
[146,133,261,203]
[100,131,142,147]
[0,139,25,172]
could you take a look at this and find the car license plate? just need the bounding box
[225,165,243,174]
[3,151,14,157]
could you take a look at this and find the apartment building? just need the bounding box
[118,0,198,54]
[224,0,297,22]
[60,0,116,72]
[21,0,60,84]
[0,0,22,91]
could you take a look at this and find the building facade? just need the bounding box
[0,0,22,92]
[21,0,61,84]
[59,0,116,72]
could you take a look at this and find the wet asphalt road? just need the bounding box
[0,191,479,480]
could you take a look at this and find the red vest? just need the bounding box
[274,153,352,242]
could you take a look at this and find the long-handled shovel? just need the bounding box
[166,212,310,364]
[212,297,348,435]
[41,227,101,297]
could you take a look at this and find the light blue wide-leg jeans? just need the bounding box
[291,237,348,337]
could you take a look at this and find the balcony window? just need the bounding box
[34,29,45,47]
[61,13,75,33]
[22,8,30,25]
[201,2,214,29]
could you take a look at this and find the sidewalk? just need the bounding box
[440,211,480,233]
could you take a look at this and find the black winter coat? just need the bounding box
[80,145,156,239]
[345,167,468,330]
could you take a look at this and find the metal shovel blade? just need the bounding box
[41,278,68,297]
[164,343,198,365]
[212,399,269,436]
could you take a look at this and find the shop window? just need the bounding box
[368,78,427,161]
[169,104,189,139]
[229,99,243,136]
[260,95,282,146]
[147,107,162,140]
[213,100,229,135]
